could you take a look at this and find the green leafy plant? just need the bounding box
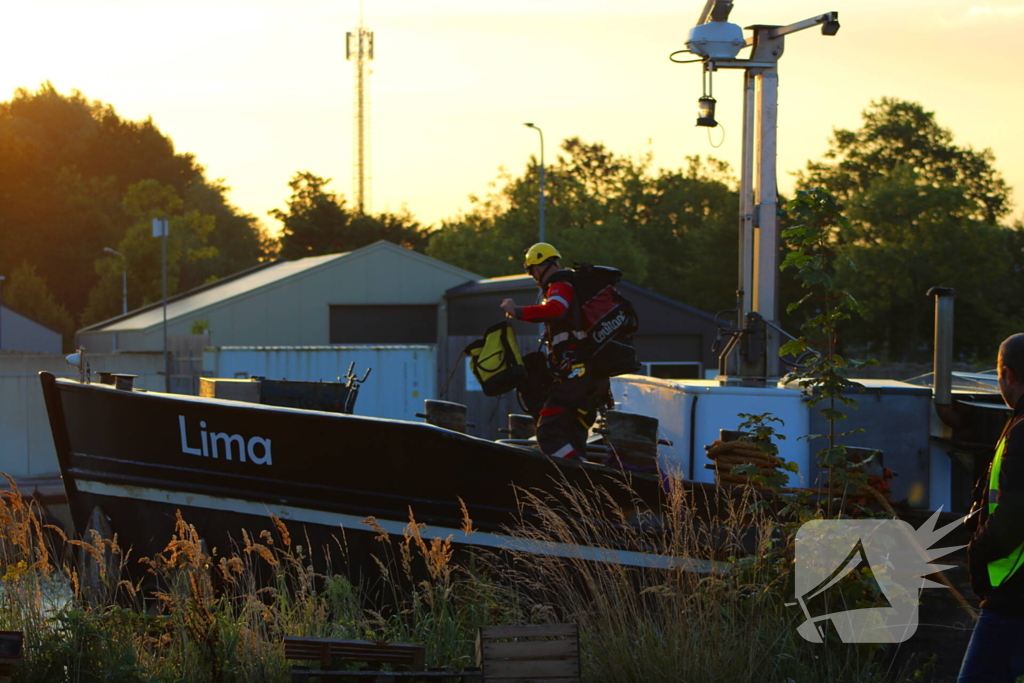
[728,412,799,491]
[779,188,879,517]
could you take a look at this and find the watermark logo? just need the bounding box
[790,511,963,643]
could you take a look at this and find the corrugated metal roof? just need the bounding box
[95,252,348,332]
[446,273,718,321]
[446,274,536,296]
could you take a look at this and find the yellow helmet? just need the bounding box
[523,242,561,268]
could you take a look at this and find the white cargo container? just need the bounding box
[611,376,810,486]
[203,345,436,422]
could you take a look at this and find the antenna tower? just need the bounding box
[346,5,373,214]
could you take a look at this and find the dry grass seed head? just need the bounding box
[458,497,475,536]
[244,543,278,567]
[271,514,292,548]
[362,516,390,543]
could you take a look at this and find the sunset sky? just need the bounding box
[4,0,1023,232]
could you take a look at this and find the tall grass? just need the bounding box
[0,469,925,682]
[0,478,512,681]
[498,468,917,682]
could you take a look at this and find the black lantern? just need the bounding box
[696,95,717,127]
[696,65,718,128]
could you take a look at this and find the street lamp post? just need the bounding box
[152,218,170,392]
[523,123,546,243]
[103,247,127,316]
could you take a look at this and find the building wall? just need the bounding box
[0,352,165,479]
[0,307,62,353]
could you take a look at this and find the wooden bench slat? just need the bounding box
[286,648,420,660]
[283,636,425,670]
[484,658,579,678]
[481,639,577,660]
[291,671,480,679]
[478,624,577,640]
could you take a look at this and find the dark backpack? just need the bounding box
[566,264,642,377]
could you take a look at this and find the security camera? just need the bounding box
[821,12,840,36]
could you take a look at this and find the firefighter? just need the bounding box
[499,243,610,461]
[959,333,1024,682]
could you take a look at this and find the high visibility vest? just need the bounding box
[987,431,1024,587]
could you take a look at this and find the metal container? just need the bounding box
[611,376,810,485]
[203,345,435,421]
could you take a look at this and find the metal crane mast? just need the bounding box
[683,0,839,384]
[346,11,374,215]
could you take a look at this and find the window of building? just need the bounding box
[329,305,438,344]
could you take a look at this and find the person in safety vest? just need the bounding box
[959,333,1024,682]
[499,243,611,461]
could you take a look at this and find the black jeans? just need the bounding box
[535,371,610,459]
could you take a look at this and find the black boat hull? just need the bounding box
[39,373,720,576]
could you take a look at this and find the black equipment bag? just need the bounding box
[569,264,642,377]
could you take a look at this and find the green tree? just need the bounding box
[182,179,268,286]
[634,156,739,315]
[800,98,1011,225]
[0,84,267,322]
[270,172,430,259]
[82,180,217,324]
[428,138,740,315]
[797,98,1017,361]
[429,138,648,280]
[2,262,76,349]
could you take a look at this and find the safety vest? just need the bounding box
[987,427,1024,587]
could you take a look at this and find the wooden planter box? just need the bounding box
[476,624,580,682]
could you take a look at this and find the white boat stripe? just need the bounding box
[76,479,725,573]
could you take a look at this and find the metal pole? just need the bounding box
[738,68,756,327]
[929,287,956,407]
[539,128,546,243]
[753,65,781,379]
[162,225,169,393]
[524,123,545,243]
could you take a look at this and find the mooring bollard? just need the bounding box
[416,399,470,434]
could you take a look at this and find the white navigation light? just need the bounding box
[686,21,746,59]
[66,352,82,369]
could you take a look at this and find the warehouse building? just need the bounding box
[0,304,63,354]
[76,241,481,352]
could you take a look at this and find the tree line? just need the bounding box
[0,85,1019,363]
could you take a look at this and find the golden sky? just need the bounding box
[4,0,1023,231]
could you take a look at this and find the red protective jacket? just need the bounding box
[517,274,586,360]
[519,281,574,323]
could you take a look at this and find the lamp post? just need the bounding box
[103,247,127,316]
[152,218,170,392]
[523,123,546,243]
